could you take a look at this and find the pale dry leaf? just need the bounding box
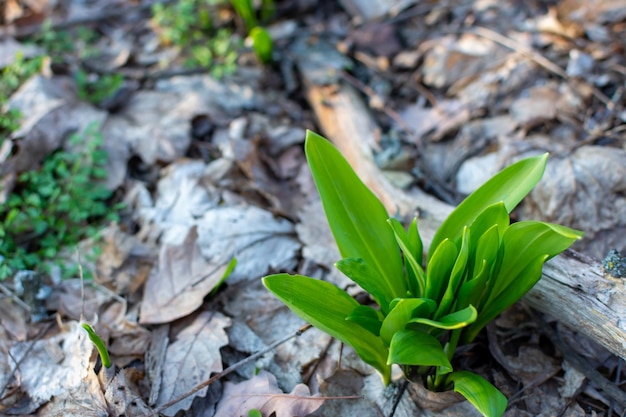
[195,204,299,284]
[3,75,105,176]
[102,91,192,165]
[156,311,231,416]
[9,322,107,412]
[520,146,626,259]
[103,368,151,416]
[140,226,227,324]
[213,370,325,417]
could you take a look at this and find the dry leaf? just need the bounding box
[195,204,299,284]
[103,368,151,416]
[8,322,107,413]
[521,146,626,259]
[156,311,231,416]
[214,370,325,417]
[140,226,226,324]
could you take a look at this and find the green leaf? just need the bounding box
[305,131,406,302]
[388,218,425,297]
[250,27,273,64]
[429,153,548,262]
[447,371,507,417]
[263,273,390,383]
[346,305,384,336]
[435,227,470,318]
[424,239,458,303]
[336,258,393,314]
[486,221,583,305]
[380,298,436,345]
[388,329,451,372]
[409,305,477,330]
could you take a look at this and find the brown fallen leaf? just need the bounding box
[155,311,231,416]
[213,370,325,417]
[140,226,228,324]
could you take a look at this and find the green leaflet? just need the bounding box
[388,329,452,373]
[262,273,390,383]
[250,27,273,63]
[425,239,458,303]
[346,305,384,336]
[305,131,406,304]
[380,298,436,345]
[388,217,425,297]
[435,227,470,318]
[336,258,393,314]
[447,371,507,417]
[409,305,477,330]
[429,153,548,262]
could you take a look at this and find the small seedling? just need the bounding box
[82,322,111,368]
[263,131,583,417]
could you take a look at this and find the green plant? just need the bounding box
[1,53,45,141]
[82,323,112,368]
[229,0,274,63]
[74,70,124,105]
[151,0,241,75]
[263,131,583,417]
[0,123,122,280]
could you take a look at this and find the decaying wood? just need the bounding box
[298,61,626,362]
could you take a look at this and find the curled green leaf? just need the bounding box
[82,323,111,368]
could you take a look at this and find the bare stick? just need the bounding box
[144,323,313,416]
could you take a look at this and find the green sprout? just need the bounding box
[82,323,111,368]
[263,131,583,417]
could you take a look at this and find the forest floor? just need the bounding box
[0,0,625,416]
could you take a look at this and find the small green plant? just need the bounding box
[263,131,583,417]
[0,123,122,280]
[1,53,45,141]
[82,323,112,368]
[151,0,241,76]
[74,70,124,105]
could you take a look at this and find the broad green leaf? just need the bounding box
[336,258,393,314]
[455,259,489,311]
[447,371,507,417]
[263,274,390,383]
[305,131,406,302]
[380,298,436,345]
[388,218,425,296]
[462,254,548,344]
[429,153,548,262]
[484,221,583,307]
[468,203,509,250]
[388,329,451,372]
[346,305,384,336]
[425,239,458,303]
[472,224,501,280]
[407,217,423,268]
[409,305,477,330]
[436,227,470,318]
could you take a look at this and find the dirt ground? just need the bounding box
[0,0,625,416]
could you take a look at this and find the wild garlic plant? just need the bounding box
[264,131,583,417]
